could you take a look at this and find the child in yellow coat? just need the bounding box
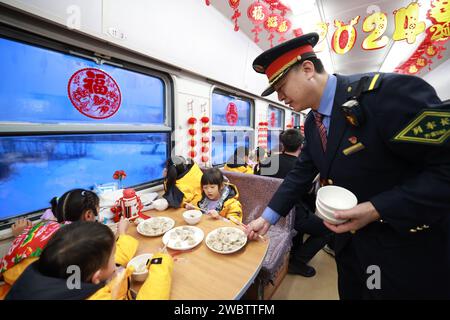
[6,221,173,300]
[163,156,203,209]
[186,168,243,222]
[0,189,138,299]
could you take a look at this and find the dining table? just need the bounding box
[127,207,269,300]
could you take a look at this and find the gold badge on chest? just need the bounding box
[343,136,365,156]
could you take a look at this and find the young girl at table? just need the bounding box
[186,168,243,222]
[0,189,137,298]
[6,221,173,300]
[162,156,203,209]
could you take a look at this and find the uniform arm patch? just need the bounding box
[392,110,450,145]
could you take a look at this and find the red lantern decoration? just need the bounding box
[247,1,270,43]
[202,136,210,143]
[201,116,210,124]
[188,117,197,124]
[188,128,197,136]
[189,140,197,147]
[201,146,209,153]
[201,126,210,133]
[189,150,197,158]
[201,156,209,163]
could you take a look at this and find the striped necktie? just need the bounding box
[313,111,327,152]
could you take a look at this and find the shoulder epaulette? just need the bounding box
[346,73,384,98]
[392,109,450,145]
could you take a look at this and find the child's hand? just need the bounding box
[207,210,220,219]
[185,203,195,210]
[117,217,130,235]
[12,218,32,237]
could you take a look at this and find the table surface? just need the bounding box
[128,208,269,300]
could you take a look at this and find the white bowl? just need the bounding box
[127,253,153,282]
[317,185,357,211]
[315,200,348,225]
[182,210,202,225]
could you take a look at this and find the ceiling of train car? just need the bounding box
[209,0,450,77]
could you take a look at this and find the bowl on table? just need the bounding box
[182,210,202,225]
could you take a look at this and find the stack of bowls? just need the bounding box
[315,186,357,225]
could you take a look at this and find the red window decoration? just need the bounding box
[226,102,239,126]
[200,103,210,165]
[187,99,197,160]
[286,115,294,128]
[270,111,277,128]
[248,1,270,43]
[258,121,269,149]
[68,68,121,119]
[229,0,241,31]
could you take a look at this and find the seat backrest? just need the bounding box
[220,170,291,229]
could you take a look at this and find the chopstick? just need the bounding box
[228,216,267,242]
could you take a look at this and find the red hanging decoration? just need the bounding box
[188,117,197,125]
[293,27,304,37]
[205,0,211,6]
[248,1,270,43]
[200,104,210,165]
[263,0,280,11]
[189,150,197,158]
[187,99,197,160]
[257,121,269,149]
[229,0,241,31]
[188,128,197,136]
[276,2,291,16]
[276,16,291,43]
[264,13,282,48]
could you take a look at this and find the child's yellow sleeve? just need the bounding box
[136,253,173,300]
[222,199,243,222]
[177,184,195,208]
[115,234,139,266]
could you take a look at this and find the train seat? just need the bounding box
[220,170,295,294]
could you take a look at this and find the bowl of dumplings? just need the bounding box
[205,227,247,254]
[162,226,204,250]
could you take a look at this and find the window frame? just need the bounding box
[0,26,174,225]
[211,88,255,167]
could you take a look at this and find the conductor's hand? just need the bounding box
[245,217,270,241]
[323,201,380,234]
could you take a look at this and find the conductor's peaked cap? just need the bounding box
[253,32,320,97]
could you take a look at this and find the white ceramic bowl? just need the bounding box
[182,210,202,225]
[127,253,153,282]
[315,199,348,225]
[317,185,357,211]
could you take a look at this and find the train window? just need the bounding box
[267,105,285,152]
[0,36,171,222]
[292,113,301,127]
[211,91,254,166]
